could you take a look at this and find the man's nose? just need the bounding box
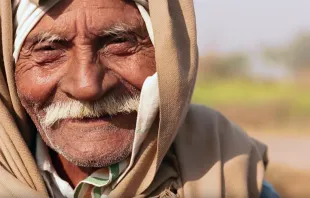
[59,52,112,102]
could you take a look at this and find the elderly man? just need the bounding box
[0,0,278,197]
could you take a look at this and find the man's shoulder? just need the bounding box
[176,104,267,162]
[173,104,268,196]
[181,104,249,140]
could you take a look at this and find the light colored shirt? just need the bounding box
[36,135,74,198]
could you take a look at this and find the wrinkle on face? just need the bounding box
[15,0,156,167]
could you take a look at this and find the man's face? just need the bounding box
[15,0,155,167]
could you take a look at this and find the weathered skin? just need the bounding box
[15,0,155,187]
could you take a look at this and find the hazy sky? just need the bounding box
[194,0,310,54]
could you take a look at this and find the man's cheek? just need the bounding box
[105,52,156,89]
[16,71,57,107]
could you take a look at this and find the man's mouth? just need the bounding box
[40,93,140,129]
[67,114,117,123]
[52,112,136,129]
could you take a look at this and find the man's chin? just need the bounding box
[53,145,132,167]
[37,112,136,167]
[43,128,135,167]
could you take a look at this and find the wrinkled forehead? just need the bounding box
[13,0,152,61]
[27,0,143,38]
[50,0,136,12]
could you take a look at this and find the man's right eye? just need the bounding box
[36,45,56,51]
[34,42,60,51]
[32,42,65,64]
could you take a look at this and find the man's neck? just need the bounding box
[48,149,100,188]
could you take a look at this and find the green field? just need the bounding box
[192,79,310,116]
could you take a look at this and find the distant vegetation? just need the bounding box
[193,32,310,131]
[193,79,310,114]
[198,52,249,79]
[263,33,310,71]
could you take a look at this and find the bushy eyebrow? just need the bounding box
[31,31,67,44]
[99,23,135,37]
[29,23,142,44]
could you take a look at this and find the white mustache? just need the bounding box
[40,94,140,129]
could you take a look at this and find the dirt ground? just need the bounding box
[250,133,310,197]
[251,133,310,171]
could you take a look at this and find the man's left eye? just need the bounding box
[111,37,132,44]
[102,35,138,55]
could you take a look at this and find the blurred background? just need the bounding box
[193,0,310,197]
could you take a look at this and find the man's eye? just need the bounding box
[36,45,56,51]
[102,35,138,55]
[33,42,61,51]
[111,37,130,43]
[108,35,138,46]
[32,42,65,64]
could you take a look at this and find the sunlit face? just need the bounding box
[15,0,155,167]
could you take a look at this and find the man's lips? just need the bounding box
[68,114,114,123]
[46,112,137,132]
[57,112,135,127]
